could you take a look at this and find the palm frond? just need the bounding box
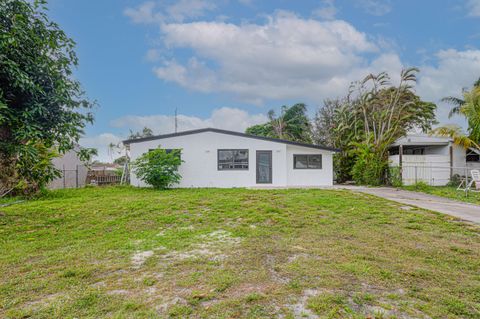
[400,67,419,83]
[431,125,480,149]
[441,96,465,107]
[448,106,462,118]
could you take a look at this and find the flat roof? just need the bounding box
[391,134,452,147]
[123,128,340,152]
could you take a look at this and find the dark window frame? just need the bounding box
[467,153,480,162]
[293,154,322,169]
[217,149,249,171]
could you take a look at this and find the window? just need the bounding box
[404,147,424,155]
[467,153,480,162]
[218,149,249,170]
[294,154,322,169]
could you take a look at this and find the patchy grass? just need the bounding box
[1,186,479,318]
[402,184,480,204]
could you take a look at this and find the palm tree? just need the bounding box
[246,103,312,143]
[432,125,480,149]
[434,79,480,148]
[442,77,480,117]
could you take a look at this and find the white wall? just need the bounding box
[48,148,88,189]
[286,145,333,186]
[452,144,467,176]
[423,145,448,155]
[389,155,451,186]
[389,144,468,186]
[129,131,334,188]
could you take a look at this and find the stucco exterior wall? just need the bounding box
[286,145,334,186]
[128,131,334,188]
[452,144,467,175]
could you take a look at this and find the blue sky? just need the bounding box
[47,0,480,161]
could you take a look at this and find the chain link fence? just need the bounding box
[396,164,478,188]
[48,165,89,189]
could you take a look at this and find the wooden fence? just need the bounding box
[86,170,122,186]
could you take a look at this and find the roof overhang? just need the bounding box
[390,141,450,147]
[468,147,480,155]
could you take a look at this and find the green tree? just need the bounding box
[313,98,361,182]
[245,103,312,143]
[313,68,437,185]
[245,123,273,138]
[132,148,183,189]
[127,127,154,140]
[0,0,95,195]
[113,156,128,166]
[434,80,480,148]
[441,77,480,117]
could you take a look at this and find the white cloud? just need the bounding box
[80,133,123,163]
[466,0,480,16]
[153,57,217,92]
[145,49,161,62]
[150,11,399,104]
[355,0,392,16]
[313,0,337,20]
[125,4,479,130]
[124,1,159,24]
[167,0,216,22]
[124,0,215,24]
[416,49,480,125]
[417,49,480,102]
[110,107,268,134]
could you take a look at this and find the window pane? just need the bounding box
[218,150,248,170]
[308,155,322,169]
[219,150,233,162]
[294,154,322,169]
[294,155,308,169]
[234,150,248,163]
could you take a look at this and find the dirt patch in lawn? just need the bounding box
[160,230,241,263]
[131,250,154,268]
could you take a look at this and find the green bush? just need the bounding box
[388,166,403,187]
[447,174,462,187]
[132,148,183,189]
[350,142,388,186]
[412,181,430,191]
[334,152,356,183]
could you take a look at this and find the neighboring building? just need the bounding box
[90,163,122,173]
[388,134,480,186]
[48,146,88,189]
[124,128,339,188]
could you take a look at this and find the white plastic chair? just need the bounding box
[457,169,480,192]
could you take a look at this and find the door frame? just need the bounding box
[256,150,272,184]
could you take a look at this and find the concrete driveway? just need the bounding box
[337,186,480,224]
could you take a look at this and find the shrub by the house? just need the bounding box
[132,148,183,189]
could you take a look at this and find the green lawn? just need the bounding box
[402,184,480,205]
[1,187,479,318]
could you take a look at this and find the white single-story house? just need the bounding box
[123,128,339,188]
[388,134,480,185]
